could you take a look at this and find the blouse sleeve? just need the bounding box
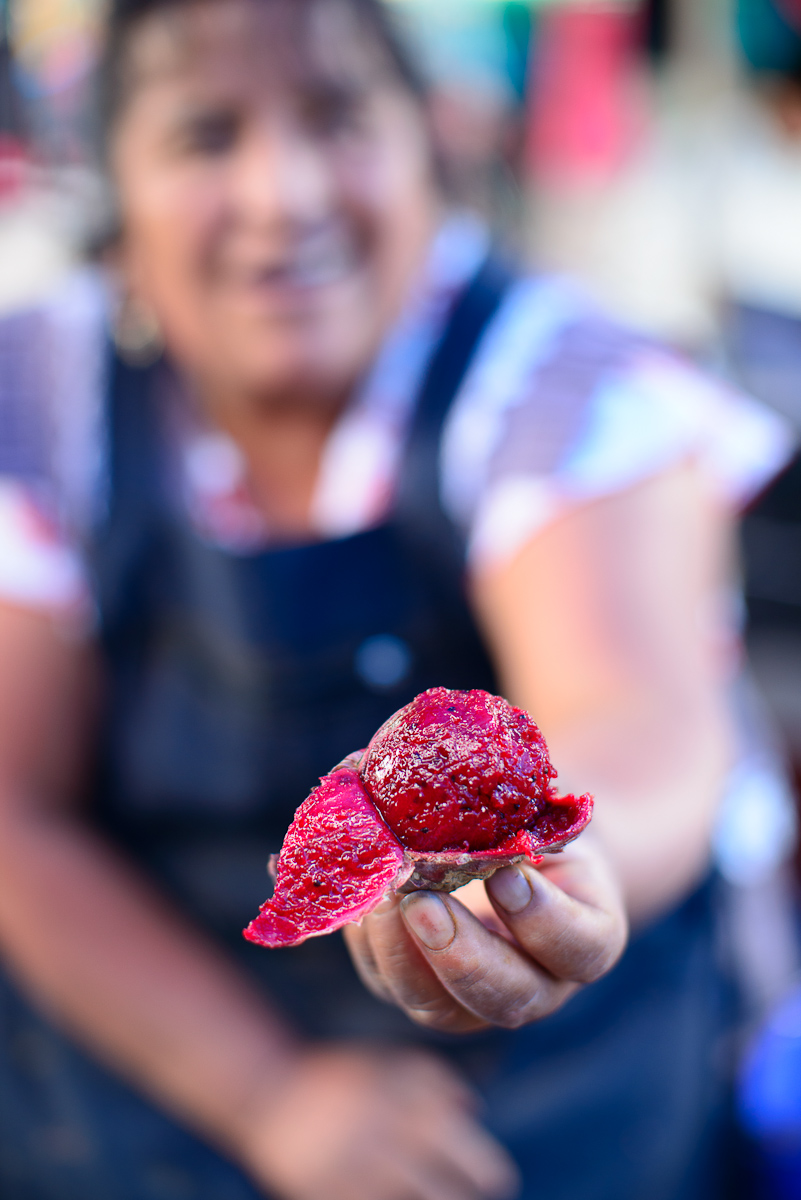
[0,481,88,611]
[440,276,796,570]
[0,272,107,619]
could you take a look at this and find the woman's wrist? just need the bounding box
[178,1025,304,1175]
[227,1041,325,1192]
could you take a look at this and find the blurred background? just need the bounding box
[8,0,801,346]
[9,0,801,377]
[7,0,801,1191]
[12,0,801,838]
[9,0,801,342]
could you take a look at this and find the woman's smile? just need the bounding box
[111,0,438,407]
[220,223,367,311]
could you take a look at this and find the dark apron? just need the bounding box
[0,262,741,1200]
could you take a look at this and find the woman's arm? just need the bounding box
[0,603,298,1151]
[0,602,517,1200]
[345,461,721,1030]
[471,461,735,925]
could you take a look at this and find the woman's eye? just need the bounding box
[176,111,240,156]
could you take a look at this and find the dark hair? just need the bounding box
[99,0,427,150]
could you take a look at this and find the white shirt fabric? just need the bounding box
[0,214,793,620]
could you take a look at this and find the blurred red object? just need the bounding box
[525,2,645,184]
[0,3,29,205]
[777,0,801,31]
[0,133,28,203]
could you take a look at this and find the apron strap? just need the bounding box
[394,254,515,576]
[94,255,516,633]
[90,348,167,645]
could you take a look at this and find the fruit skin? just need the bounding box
[244,689,593,949]
[244,768,411,950]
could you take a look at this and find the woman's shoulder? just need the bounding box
[0,271,109,618]
[442,271,796,568]
[0,269,109,496]
[0,269,109,415]
[0,268,109,347]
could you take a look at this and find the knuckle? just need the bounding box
[496,1003,538,1030]
[446,960,531,1028]
[509,973,587,1026]
[566,943,612,984]
[451,960,491,990]
[404,992,459,1024]
[565,920,627,984]
[406,1002,470,1033]
[496,1008,528,1030]
[494,985,548,1029]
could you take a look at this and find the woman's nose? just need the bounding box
[230,117,335,227]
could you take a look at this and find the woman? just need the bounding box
[0,0,789,1197]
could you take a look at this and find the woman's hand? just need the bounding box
[344,837,627,1033]
[239,1044,519,1200]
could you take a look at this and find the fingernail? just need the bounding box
[401,893,456,950]
[487,865,533,914]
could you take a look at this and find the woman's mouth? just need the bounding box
[227,231,364,299]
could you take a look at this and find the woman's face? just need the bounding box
[111,0,439,409]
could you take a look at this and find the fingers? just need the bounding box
[342,919,395,1003]
[390,1047,479,1112]
[380,1152,516,1200]
[393,1085,519,1200]
[380,1161,472,1200]
[399,891,576,1028]
[420,1110,521,1200]
[251,1040,516,1200]
[356,1051,519,1200]
[346,840,627,1032]
[485,846,627,984]
[388,1154,517,1200]
[359,895,490,1033]
[392,1053,518,1198]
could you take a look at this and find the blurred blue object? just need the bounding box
[502,2,532,103]
[353,633,413,691]
[400,0,511,99]
[738,0,801,73]
[739,985,801,1198]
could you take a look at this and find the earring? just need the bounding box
[113,292,165,367]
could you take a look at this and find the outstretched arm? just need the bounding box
[472,461,734,925]
[346,461,730,1031]
[0,603,297,1160]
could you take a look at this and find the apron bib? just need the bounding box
[0,260,741,1200]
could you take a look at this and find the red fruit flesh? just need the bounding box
[244,688,593,948]
[361,688,557,852]
[243,768,410,949]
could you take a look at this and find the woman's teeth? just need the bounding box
[249,242,356,289]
